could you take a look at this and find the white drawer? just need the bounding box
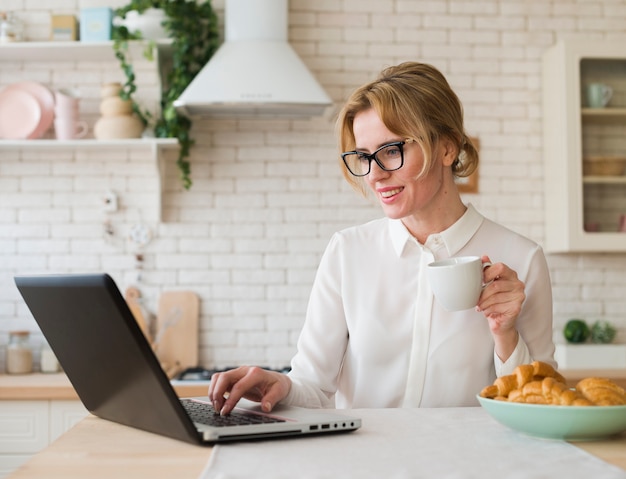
[0,401,48,453]
[49,400,88,442]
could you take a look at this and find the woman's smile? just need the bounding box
[379,186,404,199]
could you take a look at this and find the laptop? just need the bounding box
[14,273,361,445]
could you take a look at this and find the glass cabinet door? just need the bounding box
[542,39,626,252]
[580,58,626,235]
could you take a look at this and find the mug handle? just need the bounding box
[602,85,613,105]
[75,121,89,139]
[481,261,493,288]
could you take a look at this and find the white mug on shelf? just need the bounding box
[427,256,491,311]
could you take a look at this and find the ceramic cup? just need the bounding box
[54,118,88,140]
[586,83,613,108]
[54,88,82,127]
[427,256,491,311]
[54,88,81,112]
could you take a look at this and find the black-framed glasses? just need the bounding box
[341,139,414,177]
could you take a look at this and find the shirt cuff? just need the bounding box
[494,333,531,377]
[281,376,335,409]
[281,378,302,406]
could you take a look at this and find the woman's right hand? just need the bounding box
[208,366,292,416]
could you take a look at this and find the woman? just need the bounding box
[209,62,555,415]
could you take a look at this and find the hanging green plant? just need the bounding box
[112,0,220,189]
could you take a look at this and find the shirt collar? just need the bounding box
[388,204,484,257]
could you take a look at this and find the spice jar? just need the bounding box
[6,331,33,374]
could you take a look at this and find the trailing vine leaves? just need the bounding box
[111,30,153,127]
[112,1,220,190]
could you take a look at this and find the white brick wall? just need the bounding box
[1,0,626,371]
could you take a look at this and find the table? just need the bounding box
[6,408,625,479]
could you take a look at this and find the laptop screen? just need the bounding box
[15,273,201,443]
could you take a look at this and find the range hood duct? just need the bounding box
[173,0,332,119]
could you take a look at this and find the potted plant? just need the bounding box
[112,0,220,189]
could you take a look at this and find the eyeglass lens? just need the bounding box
[342,142,404,176]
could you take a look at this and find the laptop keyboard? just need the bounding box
[181,399,286,427]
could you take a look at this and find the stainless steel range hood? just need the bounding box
[173,0,332,119]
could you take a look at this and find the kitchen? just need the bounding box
[1,0,626,477]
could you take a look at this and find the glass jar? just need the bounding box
[0,12,24,43]
[40,342,60,373]
[6,331,33,374]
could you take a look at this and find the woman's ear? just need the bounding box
[439,137,459,167]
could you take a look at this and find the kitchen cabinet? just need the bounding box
[542,39,626,252]
[0,373,210,479]
[0,400,88,479]
[0,373,87,479]
[0,41,178,221]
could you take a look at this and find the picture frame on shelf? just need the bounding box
[455,136,479,193]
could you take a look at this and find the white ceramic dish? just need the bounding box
[0,88,41,139]
[477,395,626,441]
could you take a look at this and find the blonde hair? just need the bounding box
[336,62,478,195]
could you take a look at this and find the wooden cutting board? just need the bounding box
[154,291,199,378]
[125,286,151,341]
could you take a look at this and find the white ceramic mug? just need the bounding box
[427,256,491,311]
[54,118,88,140]
[112,8,168,40]
[586,83,613,108]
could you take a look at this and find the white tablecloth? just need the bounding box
[200,407,626,479]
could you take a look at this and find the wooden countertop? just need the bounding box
[576,434,626,471]
[7,415,211,479]
[0,373,210,400]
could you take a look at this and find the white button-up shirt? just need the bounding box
[284,204,555,409]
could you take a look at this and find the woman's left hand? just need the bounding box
[477,255,526,360]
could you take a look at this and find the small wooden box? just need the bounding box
[50,15,78,42]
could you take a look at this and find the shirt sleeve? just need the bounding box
[282,376,335,408]
[494,333,531,376]
[279,233,349,408]
[493,243,556,377]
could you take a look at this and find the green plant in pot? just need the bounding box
[112,0,220,189]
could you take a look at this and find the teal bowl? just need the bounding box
[477,395,626,441]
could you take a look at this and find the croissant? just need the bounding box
[576,377,626,406]
[479,361,565,400]
[508,380,546,404]
[507,377,592,406]
[480,362,626,406]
